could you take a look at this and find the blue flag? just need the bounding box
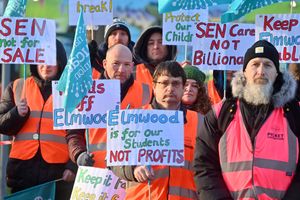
[56,10,92,113]
[3,0,27,17]
[4,181,56,200]
[158,0,232,13]
[221,0,290,23]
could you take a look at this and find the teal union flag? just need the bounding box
[56,10,92,113]
[221,0,291,23]
[4,181,56,200]
[3,0,27,17]
[158,0,231,13]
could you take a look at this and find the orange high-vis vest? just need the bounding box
[125,104,202,200]
[213,101,299,200]
[92,67,102,80]
[207,80,222,105]
[88,80,151,168]
[10,77,69,163]
[133,63,154,89]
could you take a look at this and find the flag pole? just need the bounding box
[223,71,227,100]
[147,165,151,200]
[23,64,26,96]
[85,129,90,153]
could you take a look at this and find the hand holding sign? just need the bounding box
[17,98,28,117]
[133,165,154,183]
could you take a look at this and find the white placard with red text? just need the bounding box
[69,0,113,26]
[0,17,56,65]
[192,23,255,70]
[52,80,120,129]
[256,14,300,63]
[70,167,126,200]
[106,109,184,166]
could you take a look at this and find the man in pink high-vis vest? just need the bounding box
[194,40,300,200]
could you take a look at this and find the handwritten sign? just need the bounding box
[192,23,255,70]
[69,0,113,25]
[106,109,184,166]
[70,167,126,200]
[163,9,208,45]
[0,17,56,65]
[52,80,120,129]
[256,14,300,63]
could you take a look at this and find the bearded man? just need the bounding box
[193,40,300,200]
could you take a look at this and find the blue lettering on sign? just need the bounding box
[53,108,107,127]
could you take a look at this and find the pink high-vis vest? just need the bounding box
[213,100,299,200]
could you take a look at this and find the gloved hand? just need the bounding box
[76,152,95,166]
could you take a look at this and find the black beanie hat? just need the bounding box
[243,40,279,72]
[104,18,130,44]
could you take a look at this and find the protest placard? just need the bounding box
[192,23,255,70]
[106,109,184,166]
[69,0,113,26]
[52,80,120,129]
[162,9,208,45]
[256,14,300,63]
[0,17,56,65]
[70,166,126,200]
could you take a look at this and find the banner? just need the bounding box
[52,80,120,129]
[4,180,55,200]
[3,0,27,17]
[107,109,184,166]
[56,10,92,113]
[0,17,56,65]
[70,167,126,200]
[192,22,255,71]
[256,14,300,63]
[162,9,208,45]
[69,0,113,26]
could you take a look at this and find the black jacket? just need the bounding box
[194,71,300,200]
[133,26,177,77]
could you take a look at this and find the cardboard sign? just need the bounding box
[256,14,300,63]
[0,17,56,65]
[107,109,184,166]
[52,80,120,129]
[192,23,255,70]
[70,167,126,200]
[69,0,113,26]
[163,9,208,45]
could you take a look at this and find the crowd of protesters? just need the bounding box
[0,17,300,200]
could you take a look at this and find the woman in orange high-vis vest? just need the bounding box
[112,61,202,199]
[0,40,76,200]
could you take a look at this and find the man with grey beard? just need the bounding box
[194,40,300,200]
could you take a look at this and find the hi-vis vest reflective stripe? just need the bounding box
[125,105,202,200]
[10,77,69,163]
[207,80,221,105]
[213,101,299,200]
[88,80,152,168]
[133,63,154,89]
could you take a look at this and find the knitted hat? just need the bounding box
[243,40,279,72]
[183,65,206,84]
[104,18,130,43]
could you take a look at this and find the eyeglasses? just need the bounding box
[154,80,183,88]
[184,83,200,90]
